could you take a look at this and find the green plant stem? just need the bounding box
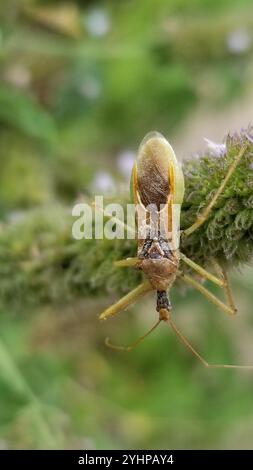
[0,128,253,309]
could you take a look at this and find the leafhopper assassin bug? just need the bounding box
[98,131,252,369]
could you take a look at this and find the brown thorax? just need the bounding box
[138,235,179,291]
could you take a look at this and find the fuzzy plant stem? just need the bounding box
[1,127,253,310]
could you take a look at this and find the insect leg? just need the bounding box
[183,145,247,237]
[164,314,253,369]
[99,280,153,321]
[180,255,238,314]
[210,258,237,314]
[105,319,161,351]
[180,253,224,287]
[179,272,235,315]
[105,290,171,351]
[114,257,140,268]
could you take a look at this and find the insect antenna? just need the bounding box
[164,315,208,367]
[164,315,253,369]
[105,319,162,351]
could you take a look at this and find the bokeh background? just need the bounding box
[1,0,253,450]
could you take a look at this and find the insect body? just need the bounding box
[132,132,183,320]
[99,132,252,369]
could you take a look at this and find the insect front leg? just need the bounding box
[182,145,247,237]
[99,280,153,321]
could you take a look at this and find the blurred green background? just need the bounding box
[1,0,253,450]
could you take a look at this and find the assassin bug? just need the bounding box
[98,131,252,369]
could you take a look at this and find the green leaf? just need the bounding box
[0,85,57,145]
